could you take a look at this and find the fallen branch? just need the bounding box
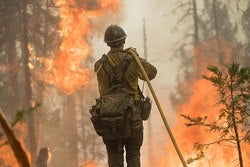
[0,108,30,167]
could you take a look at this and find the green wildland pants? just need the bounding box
[103,130,143,167]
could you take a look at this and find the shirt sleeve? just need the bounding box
[94,60,101,72]
[138,57,157,80]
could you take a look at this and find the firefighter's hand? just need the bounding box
[126,47,139,56]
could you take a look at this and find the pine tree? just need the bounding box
[182,62,250,166]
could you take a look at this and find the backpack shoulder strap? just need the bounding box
[102,53,132,87]
[115,54,132,75]
[96,54,107,74]
[102,56,115,81]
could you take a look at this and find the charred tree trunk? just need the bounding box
[212,0,220,41]
[212,0,224,64]
[6,25,19,116]
[35,0,50,151]
[21,0,37,165]
[67,95,79,166]
[242,2,250,66]
[0,109,31,167]
[43,0,49,55]
[1,0,20,117]
[192,0,199,44]
[143,19,153,167]
[78,91,87,159]
[63,94,79,167]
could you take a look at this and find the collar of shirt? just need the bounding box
[108,47,124,53]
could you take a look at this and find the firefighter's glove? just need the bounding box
[126,47,139,57]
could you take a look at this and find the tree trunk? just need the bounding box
[212,0,224,64]
[63,94,79,167]
[43,0,49,55]
[143,19,153,167]
[192,0,199,44]
[212,0,219,41]
[0,109,31,167]
[6,26,19,116]
[230,76,243,167]
[21,0,37,165]
[35,0,50,152]
[242,2,250,66]
[78,90,87,159]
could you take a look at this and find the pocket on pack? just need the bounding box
[90,115,105,136]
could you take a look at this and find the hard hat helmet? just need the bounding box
[104,25,127,45]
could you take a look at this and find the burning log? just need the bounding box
[0,108,30,167]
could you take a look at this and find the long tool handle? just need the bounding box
[128,48,188,167]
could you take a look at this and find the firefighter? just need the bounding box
[94,25,157,167]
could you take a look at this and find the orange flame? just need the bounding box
[42,0,120,93]
[0,123,29,167]
[0,145,18,167]
[162,37,250,166]
[1,0,121,166]
[80,160,99,167]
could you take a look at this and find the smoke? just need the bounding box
[35,0,124,166]
[3,0,249,166]
[91,1,187,166]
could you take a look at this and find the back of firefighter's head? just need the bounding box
[104,25,127,48]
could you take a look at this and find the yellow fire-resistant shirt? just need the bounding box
[94,47,157,100]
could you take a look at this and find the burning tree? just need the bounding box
[182,62,250,167]
[1,0,121,166]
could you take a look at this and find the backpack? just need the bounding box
[90,54,143,140]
